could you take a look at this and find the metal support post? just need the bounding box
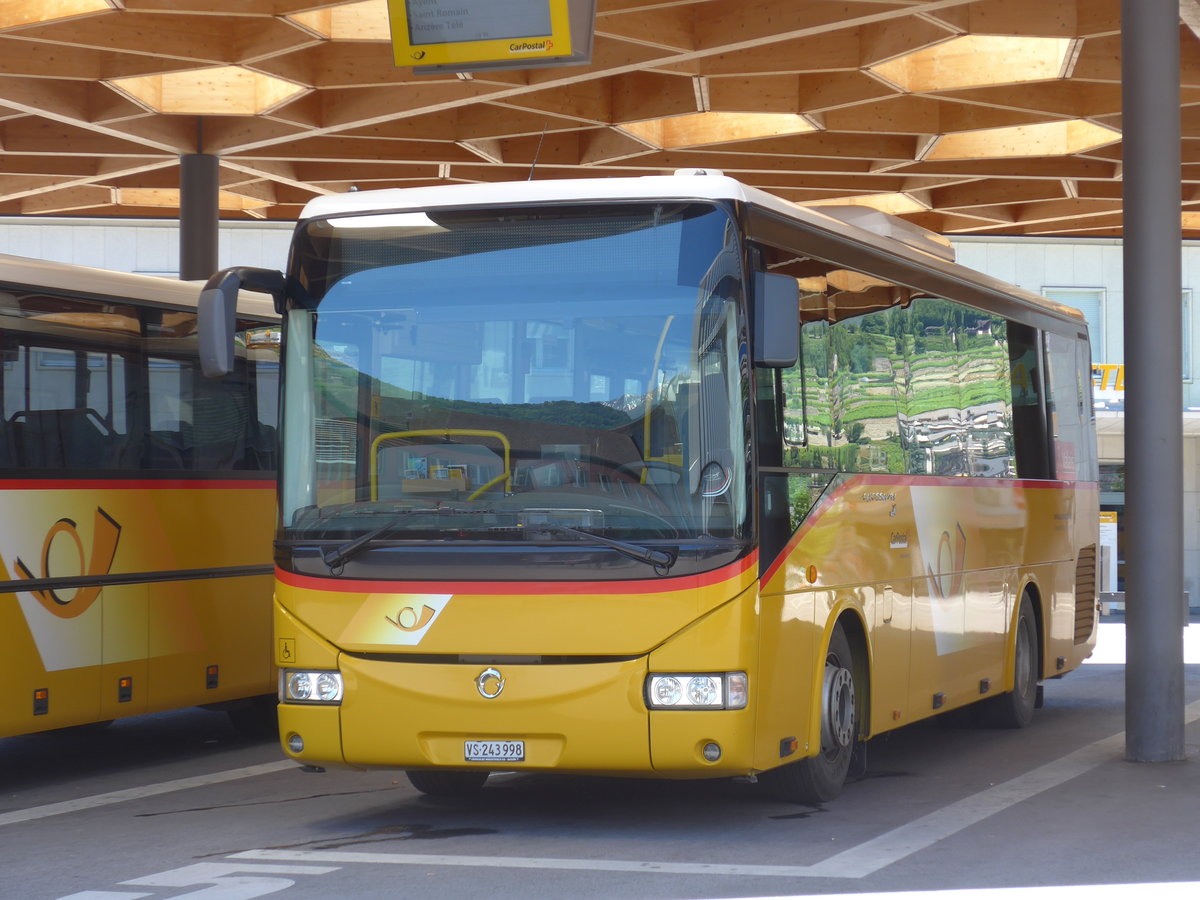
[1121,0,1185,761]
[179,152,219,282]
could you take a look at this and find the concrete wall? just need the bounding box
[952,235,1200,604]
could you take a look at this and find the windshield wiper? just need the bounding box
[321,516,405,572]
[318,506,500,571]
[527,522,676,573]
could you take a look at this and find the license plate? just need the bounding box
[464,740,525,762]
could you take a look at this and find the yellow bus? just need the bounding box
[201,172,1098,803]
[1,253,279,737]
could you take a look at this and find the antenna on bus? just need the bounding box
[528,123,548,181]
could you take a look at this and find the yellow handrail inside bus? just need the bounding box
[370,428,512,500]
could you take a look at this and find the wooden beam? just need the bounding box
[929,178,1068,209]
[10,13,233,65]
[20,184,113,213]
[955,0,1078,37]
[935,82,1122,119]
[893,156,1120,179]
[820,95,946,134]
[693,1,911,53]
[595,6,697,52]
[454,104,586,141]
[857,14,957,67]
[612,71,700,122]
[228,135,487,164]
[488,82,613,125]
[315,82,501,132]
[579,127,660,164]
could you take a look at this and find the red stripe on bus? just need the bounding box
[0,478,274,490]
[276,552,758,595]
[758,474,1095,587]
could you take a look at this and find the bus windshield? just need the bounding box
[280,201,749,547]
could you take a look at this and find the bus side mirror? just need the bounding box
[752,271,799,368]
[199,266,286,378]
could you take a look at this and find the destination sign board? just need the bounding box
[387,0,574,68]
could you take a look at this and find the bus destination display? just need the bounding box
[406,0,551,46]
[388,0,573,67]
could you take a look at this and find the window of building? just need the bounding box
[1042,287,1104,364]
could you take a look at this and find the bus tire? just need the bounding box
[405,769,490,797]
[984,594,1038,728]
[762,622,859,805]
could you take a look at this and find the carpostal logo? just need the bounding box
[509,38,553,54]
[14,508,121,619]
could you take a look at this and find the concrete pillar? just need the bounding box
[1121,0,1185,761]
[179,152,219,281]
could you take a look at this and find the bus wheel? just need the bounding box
[762,622,859,805]
[984,594,1038,728]
[405,769,490,797]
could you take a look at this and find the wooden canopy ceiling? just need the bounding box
[0,0,1197,237]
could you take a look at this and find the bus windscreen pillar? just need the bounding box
[180,153,219,282]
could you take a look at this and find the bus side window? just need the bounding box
[1044,331,1093,482]
[1008,322,1052,479]
[10,408,116,469]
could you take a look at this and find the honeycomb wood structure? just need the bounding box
[0,0,1197,236]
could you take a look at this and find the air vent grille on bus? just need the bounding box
[1075,543,1098,644]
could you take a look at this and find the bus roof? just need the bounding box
[299,172,1086,330]
[0,252,276,319]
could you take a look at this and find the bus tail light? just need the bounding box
[645,672,747,710]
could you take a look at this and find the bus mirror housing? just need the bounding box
[752,271,800,368]
[199,266,286,378]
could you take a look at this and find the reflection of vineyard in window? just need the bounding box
[785,292,1015,478]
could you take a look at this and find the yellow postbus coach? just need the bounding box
[1,254,279,737]
[200,171,1098,803]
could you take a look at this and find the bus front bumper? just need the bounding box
[278,654,758,777]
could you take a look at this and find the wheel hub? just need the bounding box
[821,663,855,751]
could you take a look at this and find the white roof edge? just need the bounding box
[302,172,953,266]
[300,173,766,219]
[0,251,276,318]
[298,173,1081,325]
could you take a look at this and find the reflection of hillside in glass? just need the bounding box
[783,290,1015,478]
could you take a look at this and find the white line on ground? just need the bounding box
[232,696,1200,882]
[231,848,835,878]
[696,884,1200,900]
[0,760,295,827]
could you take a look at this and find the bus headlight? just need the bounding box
[281,669,344,704]
[645,672,747,710]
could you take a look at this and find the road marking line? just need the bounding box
[808,696,1200,879]
[233,698,1200,881]
[232,849,828,878]
[0,760,295,827]
[699,884,1200,900]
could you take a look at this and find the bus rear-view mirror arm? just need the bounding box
[752,270,799,368]
[199,266,286,378]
